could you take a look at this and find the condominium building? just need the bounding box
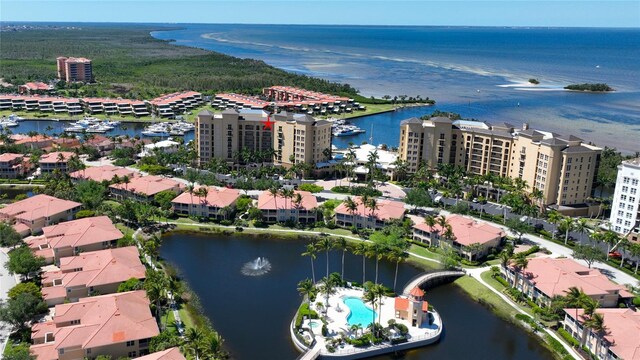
[56,56,93,82]
[398,117,602,207]
[273,112,332,168]
[257,190,318,224]
[195,108,274,165]
[150,91,203,118]
[0,194,81,235]
[18,81,53,94]
[0,95,83,115]
[610,158,640,239]
[109,175,183,202]
[30,291,159,360]
[172,186,241,219]
[334,197,406,230]
[39,151,75,174]
[0,153,29,179]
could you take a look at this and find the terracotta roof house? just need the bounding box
[563,308,640,360]
[503,257,634,307]
[412,215,505,260]
[39,151,75,174]
[69,165,136,183]
[172,186,240,220]
[257,190,318,223]
[109,175,184,202]
[137,348,186,360]
[0,153,29,179]
[335,196,405,230]
[8,134,53,149]
[30,291,159,360]
[18,81,53,94]
[25,216,123,265]
[83,135,115,156]
[0,194,81,235]
[41,246,145,306]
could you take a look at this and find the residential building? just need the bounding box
[398,117,602,209]
[195,109,274,166]
[257,190,318,223]
[213,93,270,110]
[41,246,145,305]
[7,133,54,149]
[0,95,82,115]
[334,196,405,229]
[150,91,203,118]
[412,215,505,260]
[0,194,81,235]
[503,257,633,307]
[69,165,136,183]
[25,216,124,265]
[273,112,332,168]
[109,175,183,202]
[39,151,75,174]
[263,86,351,105]
[137,348,186,360]
[609,158,640,240]
[138,140,180,158]
[56,56,93,82]
[563,308,640,360]
[82,135,115,156]
[333,144,399,180]
[394,287,429,328]
[0,153,29,179]
[171,186,240,219]
[18,82,53,94]
[30,291,159,360]
[81,98,149,117]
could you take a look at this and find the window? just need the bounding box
[127,340,135,347]
[128,351,137,358]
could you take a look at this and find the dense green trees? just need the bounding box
[0,222,23,248]
[5,246,45,280]
[0,292,48,332]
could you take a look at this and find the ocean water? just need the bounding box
[151,25,640,152]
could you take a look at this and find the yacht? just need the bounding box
[8,114,24,121]
[0,119,19,127]
[64,125,86,133]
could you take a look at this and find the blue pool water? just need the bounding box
[344,296,376,328]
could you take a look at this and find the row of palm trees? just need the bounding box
[301,236,409,293]
[564,287,608,356]
[342,195,379,220]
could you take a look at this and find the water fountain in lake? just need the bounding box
[241,257,272,276]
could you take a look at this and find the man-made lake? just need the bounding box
[160,232,553,360]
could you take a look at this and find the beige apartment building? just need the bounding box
[56,57,93,83]
[196,109,331,168]
[398,117,601,207]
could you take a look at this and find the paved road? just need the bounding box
[0,249,18,354]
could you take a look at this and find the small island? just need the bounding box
[564,83,614,92]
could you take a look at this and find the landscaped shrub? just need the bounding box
[545,334,570,356]
[220,220,233,226]
[495,276,509,287]
[294,303,319,328]
[298,183,324,193]
[520,245,541,257]
[557,328,580,347]
[75,209,96,219]
[633,297,640,307]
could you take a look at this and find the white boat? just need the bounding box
[0,120,19,127]
[8,114,24,121]
[332,125,366,137]
[85,125,109,133]
[169,129,185,136]
[142,129,170,137]
[51,118,60,122]
[64,125,85,133]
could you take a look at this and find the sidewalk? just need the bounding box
[0,248,19,354]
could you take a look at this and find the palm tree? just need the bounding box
[424,215,436,239]
[366,198,379,219]
[344,196,358,225]
[353,242,368,284]
[184,327,208,360]
[574,218,589,242]
[388,247,408,293]
[560,217,574,245]
[144,270,169,321]
[320,276,337,308]
[617,237,630,268]
[297,278,316,317]
[630,243,640,274]
[564,286,589,329]
[269,186,280,216]
[333,237,348,281]
[584,313,608,357]
[367,242,385,284]
[547,211,562,240]
[293,192,303,222]
[301,243,318,283]
[512,255,529,293]
[122,175,131,192]
[316,237,333,279]
[363,285,378,333]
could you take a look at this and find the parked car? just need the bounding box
[608,251,622,259]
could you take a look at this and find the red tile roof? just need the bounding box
[565,308,640,360]
[26,216,123,253]
[70,165,137,183]
[109,175,183,197]
[0,153,23,162]
[42,247,145,302]
[31,291,159,353]
[39,151,74,164]
[513,257,633,299]
[409,287,425,297]
[334,196,405,221]
[172,186,240,208]
[150,91,201,105]
[0,194,80,223]
[137,348,186,360]
[21,82,52,91]
[394,297,409,311]
[257,190,317,211]
[414,215,505,246]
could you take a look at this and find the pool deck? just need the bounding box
[292,287,442,359]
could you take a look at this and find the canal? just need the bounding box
[160,232,553,360]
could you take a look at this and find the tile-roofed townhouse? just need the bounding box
[25,216,123,265]
[18,81,53,94]
[0,194,81,235]
[41,246,146,306]
[69,165,137,183]
[334,196,405,230]
[109,175,184,202]
[30,291,159,360]
[503,257,634,308]
[83,135,115,156]
[39,152,75,174]
[563,308,640,360]
[257,190,318,224]
[136,348,186,360]
[412,215,505,260]
[171,186,241,220]
[9,134,54,149]
[0,153,29,179]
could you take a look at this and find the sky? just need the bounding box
[1,1,638,27]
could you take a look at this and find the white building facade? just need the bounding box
[610,158,640,237]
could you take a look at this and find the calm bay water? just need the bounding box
[151,25,640,153]
[160,233,553,360]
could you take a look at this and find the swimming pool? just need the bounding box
[343,296,376,328]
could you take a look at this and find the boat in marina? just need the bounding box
[8,114,24,122]
[0,119,19,127]
[332,124,366,137]
[64,125,86,133]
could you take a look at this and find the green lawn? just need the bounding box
[453,276,520,320]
